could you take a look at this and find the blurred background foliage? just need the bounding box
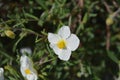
[0,0,120,80]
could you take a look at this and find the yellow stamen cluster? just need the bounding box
[57,39,66,49]
[25,69,31,74]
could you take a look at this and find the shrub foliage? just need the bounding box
[0,0,120,80]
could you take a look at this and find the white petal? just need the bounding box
[26,73,37,80]
[20,55,33,67]
[20,66,27,77]
[29,67,37,75]
[58,49,71,61]
[58,26,71,39]
[66,34,80,51]
[0,68,4,74]
[0,68,4,80]
[48,33,61,44]
[50,44,62,55]
[20,55,27,64]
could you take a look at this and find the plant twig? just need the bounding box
[102,0,112,14]
[39,57,57,66]
[103,0,111,50]
[112,8,120,18]
[112,1,119,8]
[78,0,84,8]
[105,7,120,50]
[106,25,110,50]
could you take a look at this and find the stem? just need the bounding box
[39,57,57,66]
[102,0,112,14]
[78,0,84,8]
[106,25,110,50]
[112,8,120,18]
[22,28,43,37]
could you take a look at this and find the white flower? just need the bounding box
[0,68,4,80]
[20,47,32,55]
[20,55,38,80]
[48,26,80,61]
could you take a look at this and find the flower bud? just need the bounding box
[4,30,15,39]
[106,17,114,26]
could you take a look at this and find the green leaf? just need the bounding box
[82,13,88,24]
[24,13,39,20]
[76,23,84,35]
[35,0,48,10]
[38,20,44,26]
[13,31,27,52]
[107,51,119,63]
[5,65,20,79]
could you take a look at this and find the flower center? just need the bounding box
[57,39,66,49]
[25,69,31,74]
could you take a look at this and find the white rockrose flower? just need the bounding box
[20,55,38,80]
[48,26,80,61]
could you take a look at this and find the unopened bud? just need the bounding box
[106,17,114,26]
[4,30,15,39]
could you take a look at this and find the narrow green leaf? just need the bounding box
[107,51,119,63]
[13,32,27,52]
[82,13,88,24]
[24,13,39,20]
[76,23,84,35]
[35,0,47,10]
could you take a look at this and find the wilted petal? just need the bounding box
[66,34,80,51]
[48,33,61,44]
[58,26,70,39]
[58,49,71,61]
[20,47,32,55]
